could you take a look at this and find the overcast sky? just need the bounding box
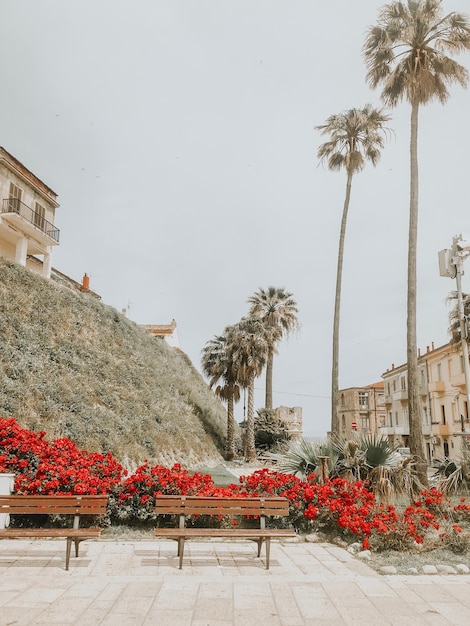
[1,1,469,437]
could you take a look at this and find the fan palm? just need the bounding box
[230,318,273,461]
[364,0,470,483]
[264,438,337,479]
[316,105,391,436]
[247,287,299,410]
[201,330,240,460]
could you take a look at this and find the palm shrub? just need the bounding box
[267,434,422,503]
[431,442,470,494]
[263,438,337,479]
[254,408,290,451]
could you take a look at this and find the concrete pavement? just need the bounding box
[1,538,470,625]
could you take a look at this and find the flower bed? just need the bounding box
[2,417,470,552]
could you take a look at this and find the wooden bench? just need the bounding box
[0,495,108,570]
[154,495,296,569]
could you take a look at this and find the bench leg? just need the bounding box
[265,538,271,570]
[74,537,80,557]
[65,538,72,571]
[178,537,185,569]
[257,538,263,558]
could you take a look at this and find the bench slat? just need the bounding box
[155,528,295,538]
[0,528,102,538]
[0,495,108,515]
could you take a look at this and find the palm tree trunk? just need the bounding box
[331,169,353,436]
[265,349,274,410]
[407,99,427,485]
[246,374,256,461]
[226,390,236,461]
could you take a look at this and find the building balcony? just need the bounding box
[434,424,451,437]
[428,381,446,394]
[379,426,395,435]
[422,423,432,436]
[384,394,392,405]
[1,198,60,244]
[419,384,428,397]
[450,372,466,388]
[394,425,410,436]
[392,389,408,402]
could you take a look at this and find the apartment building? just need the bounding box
[0,147,60,278]
[336,382,386,440]
[381,342,470,462]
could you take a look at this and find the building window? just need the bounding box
[395,411,399,426]
[437,363,442,381]
[377,393,384,406]
[393,380,397,392]
[340,393,345,408]
[8,182,22,211]
[447,359,452,378]
[34,202,45,230]
[423,406,428,424]
[420,369,426,385]
[389,412,393,427]
[358,392,369,410]
[400,376,406,390]
[361,416,370,431]
[441,405,446,425]
[387,383,391,395]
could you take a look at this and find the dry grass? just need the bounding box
[0,258,231,468]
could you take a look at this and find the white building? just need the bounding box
[0,147,60,279]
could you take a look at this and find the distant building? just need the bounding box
[0,147,60,279]
[336,382,386,440]
[141,319,180,348]
[275,406,302,440]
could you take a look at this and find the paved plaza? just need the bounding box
[1,538,470,625]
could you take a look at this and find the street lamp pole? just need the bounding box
[452,238,470,424]
[439,235,470,426]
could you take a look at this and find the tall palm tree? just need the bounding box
[364,0,470,479]
[231,318,273,461]
[315,105,391,437]
[247,287,299,410]
[201,329,240,460]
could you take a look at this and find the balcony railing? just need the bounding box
[2,198,60,243]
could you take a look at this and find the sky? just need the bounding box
[1,0,469,438]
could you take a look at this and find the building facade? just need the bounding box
[336,382,386,440]
[0,147,60,279]
[381,342,470,462]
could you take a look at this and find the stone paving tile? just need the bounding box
[2,539,470,625]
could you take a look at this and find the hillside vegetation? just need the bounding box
[0,258,228,468]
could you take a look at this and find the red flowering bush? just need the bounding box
[110,462,236,522]
[0,417,124,495]
[3,417,470,552]
[236,469,376,535]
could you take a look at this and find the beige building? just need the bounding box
[336,382,386,440]
[0,147,60,279]
[381,342,470,462]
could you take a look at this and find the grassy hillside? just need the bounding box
[0,258,229,468]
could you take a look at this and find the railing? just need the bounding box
[2,198,60,243]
